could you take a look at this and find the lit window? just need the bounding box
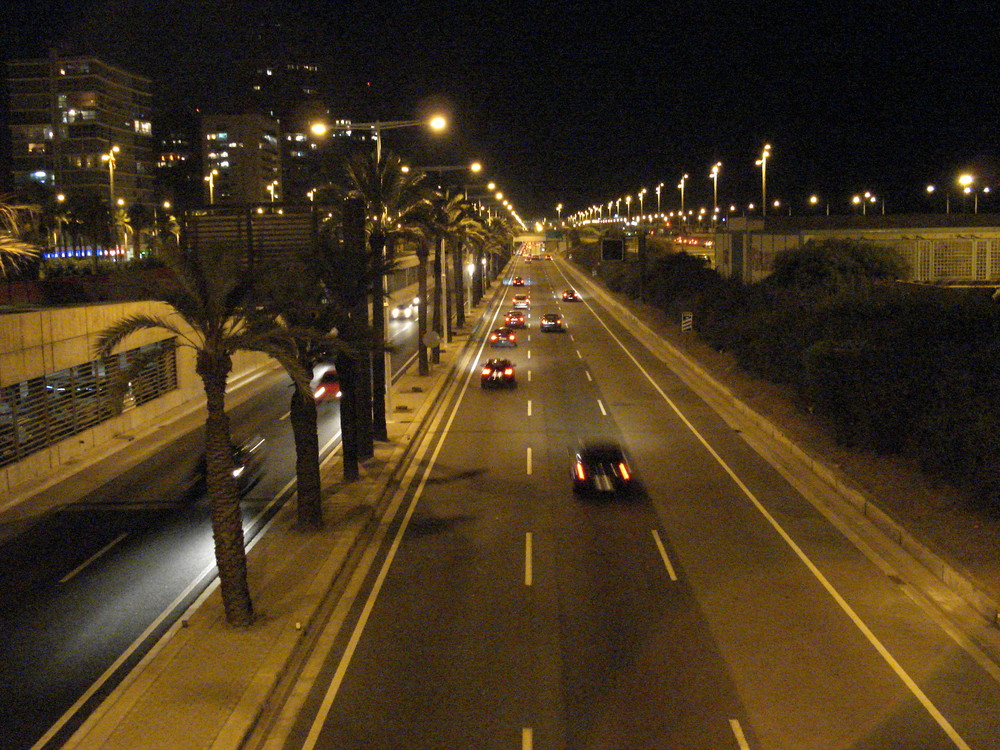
[27,143,46,154]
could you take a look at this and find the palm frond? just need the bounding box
[93,313,191,358]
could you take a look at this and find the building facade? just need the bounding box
[5,54,154,210]
[714,215,1000,285]
[200,113,282,205]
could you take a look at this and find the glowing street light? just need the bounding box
[709,162,722,212]
[755,144,771,216]
[625,194,632,220]
[556,203,563,222]
[311,114,447,162]
[958,173,978,213]
[101,145,120,205]
[637,188,647,217]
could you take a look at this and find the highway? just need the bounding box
[0,314,420,750]
[270,255,1000,749]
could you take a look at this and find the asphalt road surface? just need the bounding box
[272,255,1000,749]
[0,317,420,750]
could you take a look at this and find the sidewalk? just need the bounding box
[59,289,501,750]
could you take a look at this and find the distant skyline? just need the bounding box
[2,0,998,220]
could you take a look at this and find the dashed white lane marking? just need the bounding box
[528,369,532,382]
[527,349,532,359]
[585,370,592,381]
[576,349,582,359]
[523,726,533,749]
[651,529,678,581]
[526,447,533,475]
[527,400,532,416]
[525,533,533,586]
[597,399,607,416]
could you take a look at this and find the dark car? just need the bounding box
[480,358,516,388]
[313,368,341,400]
[489,326,518,347]
[512,276,525,286]
[504,310,526,328]
[198,435,267,495]
[572,442,634,495]
[540,313,565,332]
[562,289,580,301]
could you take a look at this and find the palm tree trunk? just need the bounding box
[443,238,453,342]
[368,229,388,443]
[431,236,442,362]
[417,248,429,376]
[197,350,254,627]
[453,241,465,328]
[337,351,359,481]
[289,354,322,528]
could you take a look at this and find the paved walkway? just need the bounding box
[20,258,1000,748]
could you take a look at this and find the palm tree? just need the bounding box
[342,150,429,442]
[95,243,315,626]
[0,196,41,276]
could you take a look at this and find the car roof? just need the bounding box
[578,443,627,460]
[542,312,561,319]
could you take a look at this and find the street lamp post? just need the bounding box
[958,173,977,213]
[311,115,447,164]
[678,174,688,217]
[655,183,663,215]
[637,188,646,219]
[625,194,632,220]
[710,162,721,212]
[556,203,563,224]
[205,168,218,204]
[311,113,447,440]
[755,144,771,217]
[101,145,120,205]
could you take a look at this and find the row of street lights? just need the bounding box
[566,142,993,226]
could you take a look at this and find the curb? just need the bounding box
[560,258,1000,628]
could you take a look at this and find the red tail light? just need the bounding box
[508,334,515,341]
[482,367,491,376]
[575,462,586,480]
[618,462,631,480]
[504,367,514,376]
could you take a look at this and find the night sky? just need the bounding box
[3,0,998,220]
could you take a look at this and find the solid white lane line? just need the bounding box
[574,273,973,750]
[730,719,751,749]
[527,400,533,416]
[585,370,592,382]
[651,529,678,581]
[525,533,533,586]
[60,532,129,584]
[526,447,533,475]
[597,399,607,416]
[523,726,533,749]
